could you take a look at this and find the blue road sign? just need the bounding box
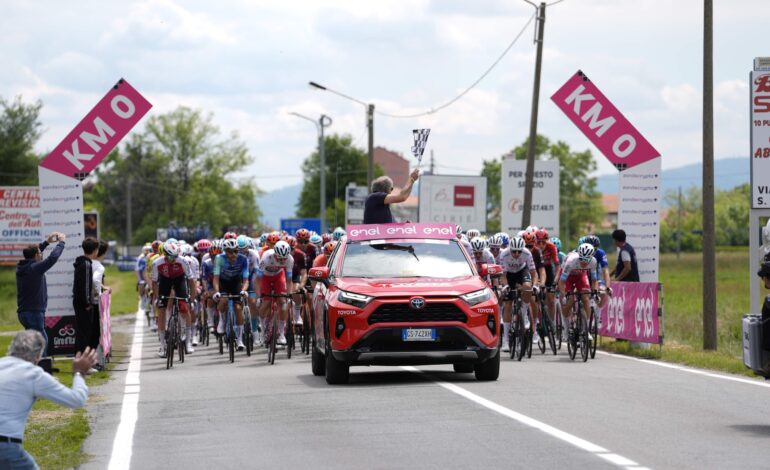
[280,218,322,234]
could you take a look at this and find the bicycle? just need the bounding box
[564,291,590,362]
[161,295,188,369]
[217,294,242,363]
[261,291,293,364]
[535,287,558,356]
[504,286,531,361]
[243,302,253,357]
[589,290,603,359]
[296,289,312,355]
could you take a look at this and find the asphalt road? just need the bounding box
[82,312,770,470]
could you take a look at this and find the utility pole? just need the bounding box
[703,0,717,350]
[430,149,435,175]
[522,2,546,228]
[319,114,332,233]
[367,104,375,189]
[677,186,682,259]
[126,177,132,253]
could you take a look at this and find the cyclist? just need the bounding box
[237,235,261,337]
[585,234,612,310]
[180,243,201,346]
[558,243,598,340]
[201,239,221,332]
[287,236,308,327]
[136,244,151,309]
[332,227,346,242]
[321,233,332,245]
[260,232,281,256]
[488,234,504,264]
[523,231,546,343]
[257,240,294,346]
[151,241,196,357]
[455,225,472,255]
[144,240,163,332]
[498,236,538,353]
[535,228,560,331]
[551,237,566,265]
[212,238,250,351]
[470,237,495,273]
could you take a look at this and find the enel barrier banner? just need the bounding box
[100,291,112,357]
[598,281,663,344]
[346,223,456,242]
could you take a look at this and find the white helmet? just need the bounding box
[163,241,180,258]
[525,225,538,233]
[470,237,486,253]
[274,240,291,258]
[455,224,462,235]
[577,243,595,262]
[181,243,193,256]
[332,227,346,241]
[466,229,480,240]
[488,234,502,248]
[222,238,238,251]
[516,230,526,238]
[510,237,525,251]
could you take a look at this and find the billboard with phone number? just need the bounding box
[0,186,41,264]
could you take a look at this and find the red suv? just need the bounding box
[308,223,501,384]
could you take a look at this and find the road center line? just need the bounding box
[596,351,770,389]
[402,366,649,470]
[107,309,144,470]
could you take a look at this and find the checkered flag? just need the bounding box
[411,129,430,163]
[614,162,628,171]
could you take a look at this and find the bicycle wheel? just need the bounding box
[508,320,517,360]
[287,310,294,359]
[227,317,235,364]
[305,307,312,356]
[525,317,533,359]
[537,320,546,354]
[555,302,563,351]
[589,307,598,359]
[567,303,577,361]
[166,316,176,369]
[178,315,185,364]
[516,311,526,361]
[244,306,252,357]
[546,314,557,356]
[580,312,589,362]
[269,315,277,365]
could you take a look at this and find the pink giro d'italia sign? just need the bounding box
[346,223,456,242]
[551,70,660,171]
[598,281,663,344]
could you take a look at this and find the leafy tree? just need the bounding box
[297,134,382,229]
[92,107,261,243]
[0,96,43,185]
[481,134,603,247]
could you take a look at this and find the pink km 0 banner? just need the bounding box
[598,281,663,344]
[551,70,659,172]
[40,78,152,177]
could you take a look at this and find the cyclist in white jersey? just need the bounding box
[498,237,538,352]
[257,241,294,345]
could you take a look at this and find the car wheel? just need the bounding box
[474,351,500,381]
[311,340,325,376]
[325,351,349,384]
[453,363,474,373]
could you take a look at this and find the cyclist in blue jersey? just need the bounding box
[585,235,612,309]
[212,238,250,350]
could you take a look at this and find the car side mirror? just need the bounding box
[309,266,330,287]
[480,263,503,278]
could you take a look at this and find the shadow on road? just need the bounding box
[296,367,480,388]
[728,424,770,437]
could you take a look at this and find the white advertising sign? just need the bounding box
[500,159,560,235]
[418,175,487,231]
[345,184,368,226]
[617,157,661,282]
[751,70,770,209]
[0,186,41,263]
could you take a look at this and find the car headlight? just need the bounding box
[337,290,373,309]
[460,288,492,306]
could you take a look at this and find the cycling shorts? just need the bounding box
[565,273,590,293]
[544,265,556,287]
[260,274,288,297]
[506,269,531,288]
[220,277,244,304]
[157,276,189,308]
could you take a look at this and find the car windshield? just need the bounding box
[340,240,473,278]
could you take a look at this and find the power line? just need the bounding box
[375,11,537,119]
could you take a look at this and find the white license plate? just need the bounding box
[402,328,437,341]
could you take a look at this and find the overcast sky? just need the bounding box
[1,0,762,191]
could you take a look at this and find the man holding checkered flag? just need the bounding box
[363,129,429,224]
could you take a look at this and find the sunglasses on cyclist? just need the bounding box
[225,249,237,254]
[510,250,522,255]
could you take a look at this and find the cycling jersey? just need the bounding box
[472,249,495,272]
[151,256,193,282]
[185,255,200,281]
[526,245,545,271]
[539,241,560,267]
[136,254,147,282]
[560,252,597,292]
[201,257,215,291]
[304,243,318,269]
[498,247,536,274]
[214,253,249,282]
[257,250,294,279]
[292,248,307,283]
[458,237,472,256]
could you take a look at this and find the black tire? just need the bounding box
[580,314,589,362]
[516,314,526,362]
[555,303,563,351]
[509,315,518,360]
[546,316,557,356]
[567,311,577,361]
[453,363,474,373]
[474,351,500,381]
[228,323,235,364]
[526,327,533,359]
[589,308,598,359]
[311,338,325,376]
[178,336,185,364]
[268,317,277,365]
[287,317,294,360]
[218,333,223,355]
[325,350,349,384]
[245,324,252,357]
[537,321,546,354]
[166,327,174,370]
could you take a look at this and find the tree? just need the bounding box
[91,107,262,243]
[0,96,43,185]
[481,134,604,247]
[297,134,382,228]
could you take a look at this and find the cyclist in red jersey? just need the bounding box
[151,241,196,357]
[287,236,308,326]
[523,231,546,343]
[535,228,560,326]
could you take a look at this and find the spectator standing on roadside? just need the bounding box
[73,238,100,357]
[611,229,640,282]
[15,232,66,357]
[363,168,420,224]
[92,240,110,370]
[0,330,97,470]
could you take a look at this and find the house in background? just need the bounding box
[374,147,410,188]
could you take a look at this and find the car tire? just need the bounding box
[453,363,474,373]
[325,351,349,384]
[311,342,325,376]
[474,351,500,381]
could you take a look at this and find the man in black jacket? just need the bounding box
[73,238,100,355]
[15,232,66,357]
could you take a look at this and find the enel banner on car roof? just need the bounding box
[346,223,456,242]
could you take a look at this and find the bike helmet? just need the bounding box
[274,240,291,258]
[488,234,503,248]
[455,224,462,236]
[550,237,562,252]
[332,227,346,241]
[321,233,332,244]
[166,238,178,245]
[197,239,211,252]
[578,235,588,246]
[758,262,770,278]
[497,232,510,247]
[323,241,337,256]
[286,235,297,249]
[577,243,595,262]
[222,238,238,251]
[223,232,237,240]
[470,237,486,253]
[181,243,194,256]
[586,234,601,248]
[210,239,222,254]
[516,230,526,238]
[265,232,279,245]
[295,228,310,241]
[142,244,152,255]
[510,237,525,252]
[163,241,180,258]
[310,233,323,246]
[259,233,268,244]
[466,229,481,240]
[151,240,161,253]
[236,234,250,251]
[522,231,536,246]
[525,225,539,233]
[535,228,549,241]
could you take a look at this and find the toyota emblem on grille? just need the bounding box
[410,297,426,310]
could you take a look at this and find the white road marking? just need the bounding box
[107,309,144,470]
[402,366,646,469]
[596,351,770,389]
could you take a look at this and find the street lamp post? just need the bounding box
[290,111,333,233]
[309,81,375,189]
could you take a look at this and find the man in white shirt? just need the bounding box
[0,330,97,469]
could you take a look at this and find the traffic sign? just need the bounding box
[280,218,321,234]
